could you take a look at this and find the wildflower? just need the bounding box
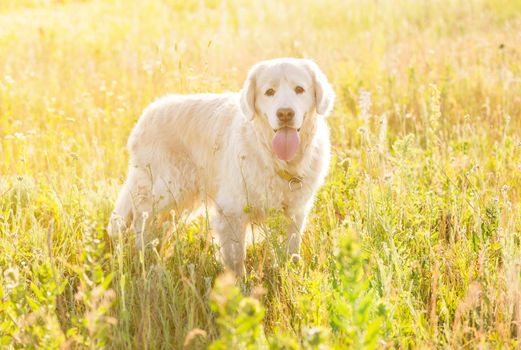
[358,89,371,121]
[378,113,388,154]
[429,84,441,131]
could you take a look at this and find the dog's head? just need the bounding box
[240,58,334,128]
[240,58,334,161]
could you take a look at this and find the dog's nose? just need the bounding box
[276,108,295,122]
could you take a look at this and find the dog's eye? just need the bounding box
[265,88,275,97]
[295,86,305,94]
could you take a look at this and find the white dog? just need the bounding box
[108,58,335,276]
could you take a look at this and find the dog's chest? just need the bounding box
[237,127,329,214]
[244,166,318,214]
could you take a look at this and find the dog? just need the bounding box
[108,58,335,276]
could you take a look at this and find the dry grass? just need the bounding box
[1,0,521,348]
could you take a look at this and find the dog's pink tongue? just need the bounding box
[272,127,300,161]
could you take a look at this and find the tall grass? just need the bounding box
[1,0,521,348]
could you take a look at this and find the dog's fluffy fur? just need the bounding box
[108,58,335,276]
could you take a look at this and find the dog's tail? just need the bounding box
[107,183,133,238]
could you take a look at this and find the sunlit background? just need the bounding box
[1,0,520,348]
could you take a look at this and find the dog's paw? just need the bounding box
[107,213,127,238]
[290,253,302,265]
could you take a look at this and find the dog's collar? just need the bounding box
[276,169,303,191]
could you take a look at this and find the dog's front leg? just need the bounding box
[286,210,308,263]
[212,211,248,277]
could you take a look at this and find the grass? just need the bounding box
[1,0,521,348]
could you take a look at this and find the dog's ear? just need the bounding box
[240,63,260,120]
[304,60,335,116]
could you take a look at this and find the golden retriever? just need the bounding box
[108,58,335,276]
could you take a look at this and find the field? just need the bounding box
[1,0,521,348]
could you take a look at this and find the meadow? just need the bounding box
[1,0,521,348]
